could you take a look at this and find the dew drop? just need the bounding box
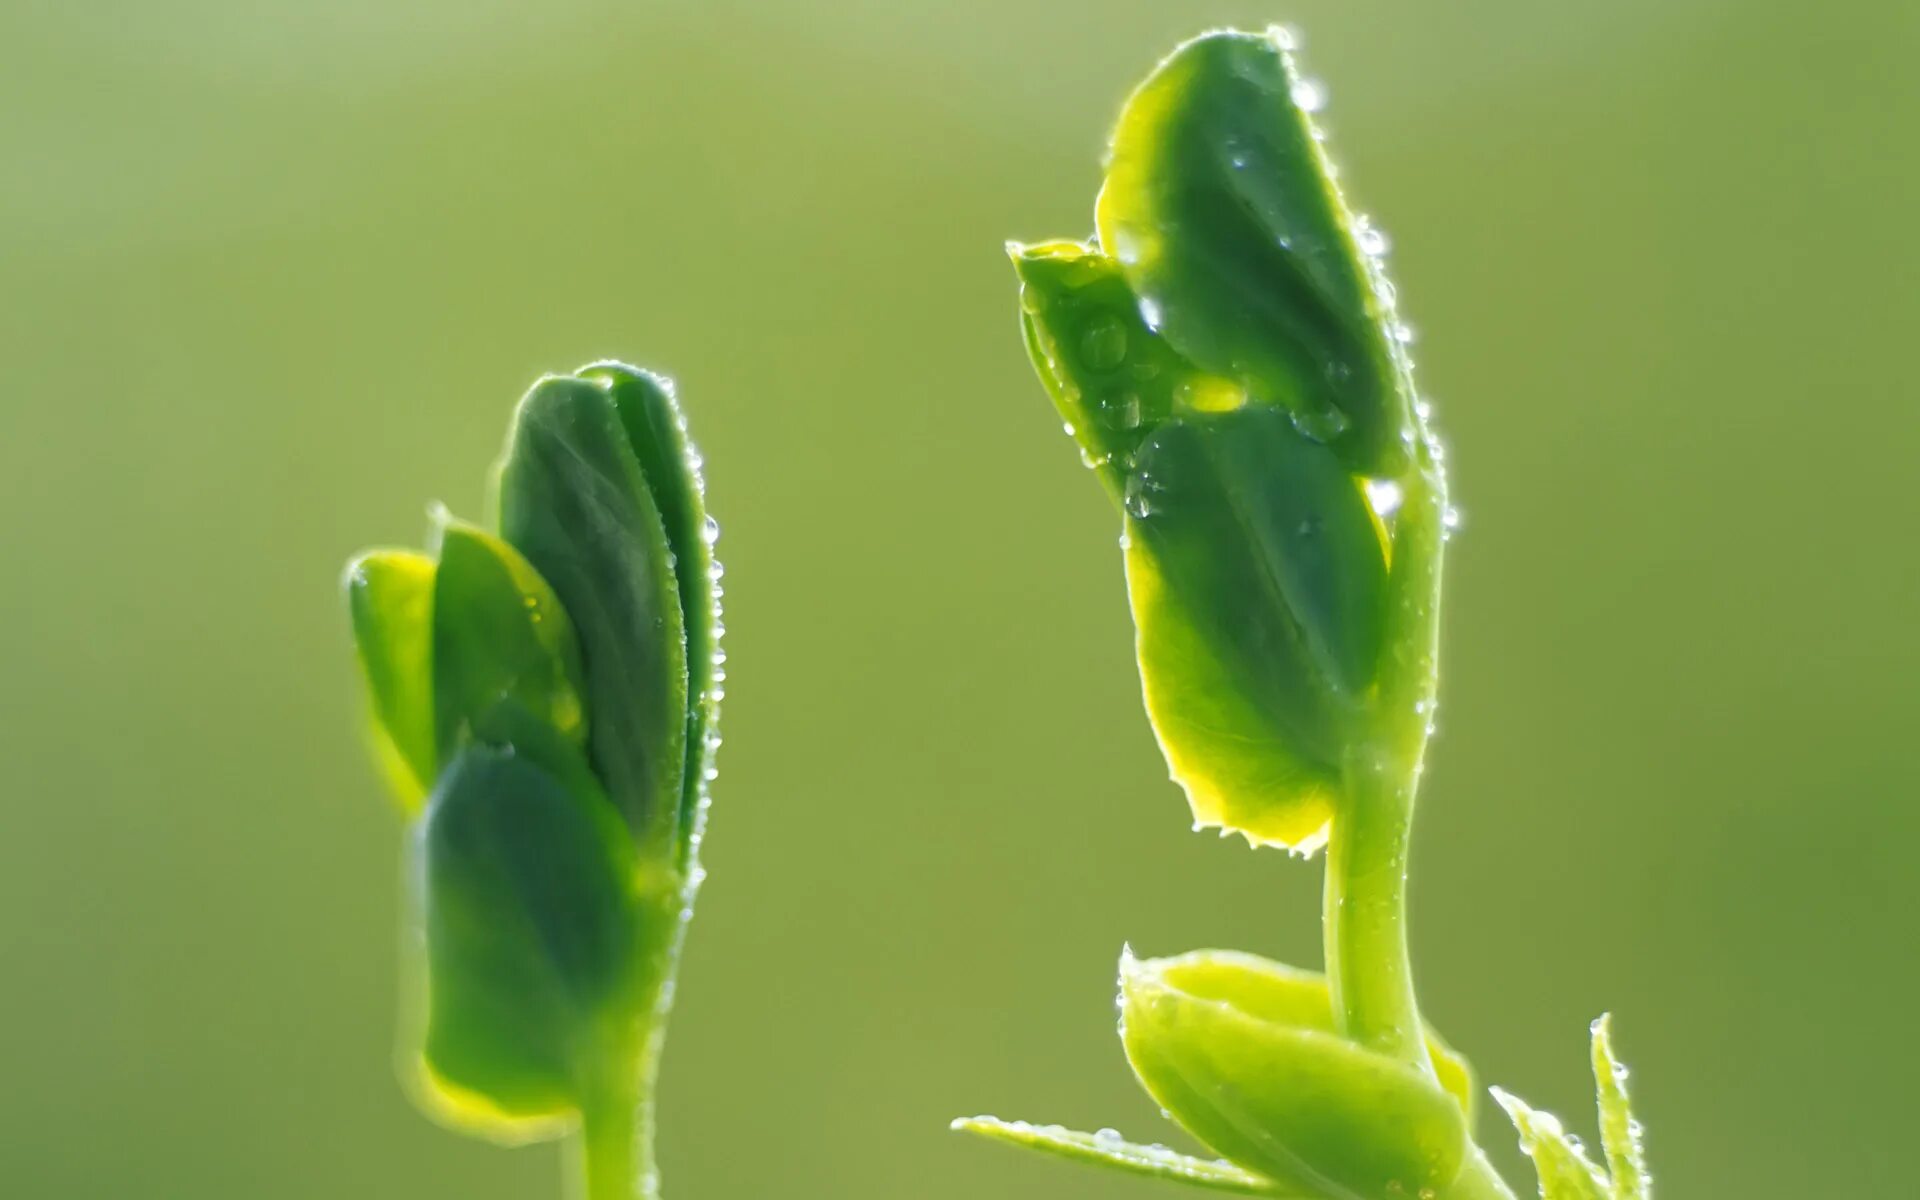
[701,516,721,544]
[1364,478,1404,517]
[1080,317,1127,370]
[1124,470,1163,520]
[1357,220,1391,257]
[1291,79,1327,113]
[1290,404,1351,443]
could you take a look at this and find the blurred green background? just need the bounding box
[3,1,1916,1196]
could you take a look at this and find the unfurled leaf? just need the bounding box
[951,1117,1297,1196]
[1124,405,1388,849]
[1492,1089,1609,1200]
[411,744,641,1139]
[345,549,438,811]
[1098,29,1412,476]
[1119,950,1468,1200]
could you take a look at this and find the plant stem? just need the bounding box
[1325,745,1427,1067]
[1325,439,1448,1067]
[568,1023,662,1200]
[574,1095,643,1200]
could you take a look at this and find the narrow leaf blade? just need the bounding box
[952,1117,1297,1196]
[1492,1088,1610,1200]
[1590,1015,1649,1200]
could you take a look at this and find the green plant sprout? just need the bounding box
[954,29,1652,1200]
[343,362,722,1200]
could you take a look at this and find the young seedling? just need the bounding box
[343,363,723,1200]
[955,29,1653,1200]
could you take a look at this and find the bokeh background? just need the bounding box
[4,1,1916,1196]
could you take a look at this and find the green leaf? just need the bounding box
[1008,240,1204,502]
[1590,1016,1648,1200]
[582,362,723,875]
[410,744,641,1141]
[1123,405,1388,849]
[1140,950,1477,1128]
[1491,1088,1609,1200]
[1097,29,1411,476]
[344,549,438,812]
[495,374,688,853]
[430,515,588,763]
[1119,950,1469,1200]
[951,1117,1298,1196]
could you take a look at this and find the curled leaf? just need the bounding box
[495,374,688,852]
[410,745,642,1141]
[345,549,438,812]
[582,361,723,874]
[1120,950,1469,1200]
[430,515,587,761]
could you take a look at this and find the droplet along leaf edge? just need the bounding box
[494,373,690,857]
[1491,1087,1609,1200]
[580,361,724,878]
[1095,28,1416,479]
[951,1116,1302,1196]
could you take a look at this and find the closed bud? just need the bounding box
[1119,950,1471,1200]
[342,362,722,1146]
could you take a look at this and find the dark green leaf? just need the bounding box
[1123,405,1387,848]
[412,744,641,1137]
[1098,30,1411,475]
[430,516,587,763]
[582,362,721,874]
[495,375,688,853]
[1009,240,1193,501]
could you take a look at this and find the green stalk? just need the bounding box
[569,1039,655,1200]
[1325,441,1447,1064]
[1325,745,1427,1066]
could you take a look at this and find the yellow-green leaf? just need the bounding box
[344,549,438,813]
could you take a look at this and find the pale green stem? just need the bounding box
[1324,448,1445,1066]
[572,1083,647,1200]
[1325,746,1427,1066]
[569,898,679,1200]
